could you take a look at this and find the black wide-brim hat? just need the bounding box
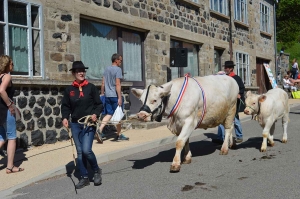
[223,61,235,68]
[69,61,89,71]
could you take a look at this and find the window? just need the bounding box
[170,40,199,79]
[191,0,199,3]
[235,52,250,85]
[0,0,43,77]
[214,49,223,74]
[210,0,228,15]
[80,18,144,85]
[234,0,248,24]
[260,2,270,33]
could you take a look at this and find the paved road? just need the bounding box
[8,105,300,199]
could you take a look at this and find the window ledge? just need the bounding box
[245,86,259,91]
[176,0,201,8]
[233,20,249,29]
[209,10,230,20]
[12,79,133,87]
[260,31,272,37]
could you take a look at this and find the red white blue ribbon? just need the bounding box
[167,74,206,130]
[168,74,189,118]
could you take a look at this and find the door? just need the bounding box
[256,58,271,94]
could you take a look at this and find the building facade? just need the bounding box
[0,0,276,145]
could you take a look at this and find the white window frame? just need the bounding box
[0,0,44,78]
[235,52,250,86]
[191,0,199,3]
[260,2,270,33]
[210,0,228,15]
[234,0,248,24]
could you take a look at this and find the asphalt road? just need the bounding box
[8,105,300,199]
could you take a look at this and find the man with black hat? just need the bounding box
[61,61,103,189]
[212,61,245,144]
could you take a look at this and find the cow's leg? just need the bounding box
[261,120,275,152]
[220,123,234,155]
[282,112,289,143]
[267,123,275,147]
[170,119,194,172]
[182,138,192,164]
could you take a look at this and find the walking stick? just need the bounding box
[66,127,76,166]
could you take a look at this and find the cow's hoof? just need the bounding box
[182,159,191,164]
[260,148,267,152]
[269,142,275,147]
[282,139,287,143]
[170,165,181,173]
[219,150,228,155]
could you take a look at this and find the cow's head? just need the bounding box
[244,91,266,115]
[131,83,172,122]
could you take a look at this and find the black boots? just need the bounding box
[94,168,102,186]
[75,178,90,189]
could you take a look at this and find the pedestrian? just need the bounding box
[212,61,245,144]
[291,58,299,80]
[61,61,103,189]
[0,55,24,174]
[97,53,129,143]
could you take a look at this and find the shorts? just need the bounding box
[105,97,124,115]
[0,110,17,141]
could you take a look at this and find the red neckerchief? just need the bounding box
[72,80,88,98]
[228,72,236,77]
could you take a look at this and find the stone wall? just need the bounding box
[13,83,131,147]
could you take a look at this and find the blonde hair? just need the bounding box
[293,58,297,63]
[0,55,12,74]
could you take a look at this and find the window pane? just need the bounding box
[9,26,28,75]
[32,30,41,76]
[170,40,180,79]
[122,31,142,81]
[80,19,117,79]
[0,0,4,22]
[8,1,27,26]
[0,25,4,55]
[214,49,221,73]
[183,42,198,76]
[31,6,39,28]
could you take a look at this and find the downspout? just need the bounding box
[229,0,233,61]
[273,0,278,83]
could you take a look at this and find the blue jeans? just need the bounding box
[0,110,17,141]
[217,117,243,141]
[70,122,99,178]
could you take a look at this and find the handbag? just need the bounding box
[291,91,300,99]
[110,106,124,124]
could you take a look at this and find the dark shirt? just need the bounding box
[231,75,245,114]
[61,82,103,122]
[0,74,14,125]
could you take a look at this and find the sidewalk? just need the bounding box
[0,99,299,196]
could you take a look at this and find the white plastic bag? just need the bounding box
[110,106,124,124]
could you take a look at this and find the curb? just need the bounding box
[0,111,287,198]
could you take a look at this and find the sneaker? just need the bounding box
[114,134,129,141]
[96,130,104,144]
[211,139,224,145]
[235,138,243,143]
[75,178,90,189]
[94,168,102,186]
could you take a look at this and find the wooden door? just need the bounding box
[256,58,271,94]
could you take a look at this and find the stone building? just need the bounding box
[0,0,276,146]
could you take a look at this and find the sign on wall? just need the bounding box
[263,63,278,89]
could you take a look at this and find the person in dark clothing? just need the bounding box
[0,55,24,174]
[61,61,103,189]
[212,61,245,144]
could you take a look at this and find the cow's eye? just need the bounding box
[153,100,157,103]
[252,102,255,105]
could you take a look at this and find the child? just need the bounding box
[283,74,297,91]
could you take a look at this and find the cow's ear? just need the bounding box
[246,91,252,98]
[258,95,267,103]
[158,82,172,97]
[131,88,144,99]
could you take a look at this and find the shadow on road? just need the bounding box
[129,133,219,170]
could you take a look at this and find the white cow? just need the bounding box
[131,75,239,172]
[243,88,289,152]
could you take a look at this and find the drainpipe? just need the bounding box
[274,0,278,83]
[229,0,233,61]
